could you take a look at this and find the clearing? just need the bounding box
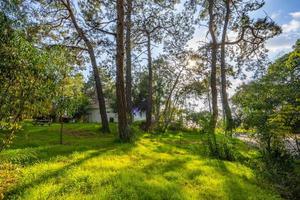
[0,123,281,200]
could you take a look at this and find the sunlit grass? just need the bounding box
[0,123,281,199]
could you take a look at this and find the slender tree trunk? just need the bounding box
[89,48,110,133]
[64,0,110,133]
[116,0,130,141]
[125,0,133,123]
[60,115,63,145]
[163,97,179,132]
[162,68,183,130]
[220,0,233,134]
[208,0,218,151]
[155,97,161,123]
[155,78,162,123]
[207,89,212,113]
[154,63,162,124]
[145,32,153,131]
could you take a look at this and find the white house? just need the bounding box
[86,100,146,123]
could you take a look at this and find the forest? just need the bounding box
[0,0,299,199]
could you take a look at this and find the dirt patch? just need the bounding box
[64,130,96,138]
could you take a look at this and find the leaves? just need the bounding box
[233,40,300,155]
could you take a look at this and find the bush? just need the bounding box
[168,121,184,131]
[218,137,237,161]
[256,156,300,200]
[0,122,21,152]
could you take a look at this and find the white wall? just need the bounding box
[87,109,118,123]
[87,108,146,123]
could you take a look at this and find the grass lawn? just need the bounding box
[0,123,281,200]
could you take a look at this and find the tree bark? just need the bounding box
[89,48,110,133]
[145,32,153,131]
[220,0,233,134]
[207,88,212,113]
[162,68,183,131]
[208,0,218,150]
[60,115,63,145]
[116,0,130,141]
[154,64,162,123]
[125,0,133,123]
[64,0,110,133]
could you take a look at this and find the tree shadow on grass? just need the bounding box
[0,138,118,165]
[1,128,141,166]
[126,154,252,199]
[5,143,187,199]
[99,157,188,199]
[142,157,187,175]
[140,133,275,199]
[154,132,254,165]
[4,142,137,199]
[202,159,277,199]
[4,148,108,198]
[2,129,276,199]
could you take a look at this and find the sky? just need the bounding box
[188,0,300,61]
[186,0,300,110]
[83,0,300,79]
[77,0,300,111]
[261,0,300,59]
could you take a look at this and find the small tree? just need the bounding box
[28,0,112,133]
[0,13,70,151]
[233,41,300,158]
[55,73,85,145]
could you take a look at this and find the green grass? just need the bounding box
[0,123,281,200]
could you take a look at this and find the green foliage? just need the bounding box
[0,12,86,150]
[233,40,300,158]
[0,123,281,199]
[186,111,211,134]
[168,120,184,132]
[0,122,21,152]
[232,40,300,199]
[0,13,56,151]
[54,71,86,120]
[133,72,148,112]
[255,157,300,200]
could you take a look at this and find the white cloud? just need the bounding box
[281,11,300,33]
[265,31,300,59]
[264,11,300,59]
[290,11,300,19]
[282,19,300,33]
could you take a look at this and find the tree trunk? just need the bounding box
[90,49,110,133]
[162,68,183,131]
[155,77,162,123]
[60,115,63,145]
[208,0,218,151]
[145,32,153,131]
[64,0,110,133]
[125,0,133,123]
[220,0,233,134]
[207,88,212,113]
[116,0,130,141]
[155,97,161,123]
